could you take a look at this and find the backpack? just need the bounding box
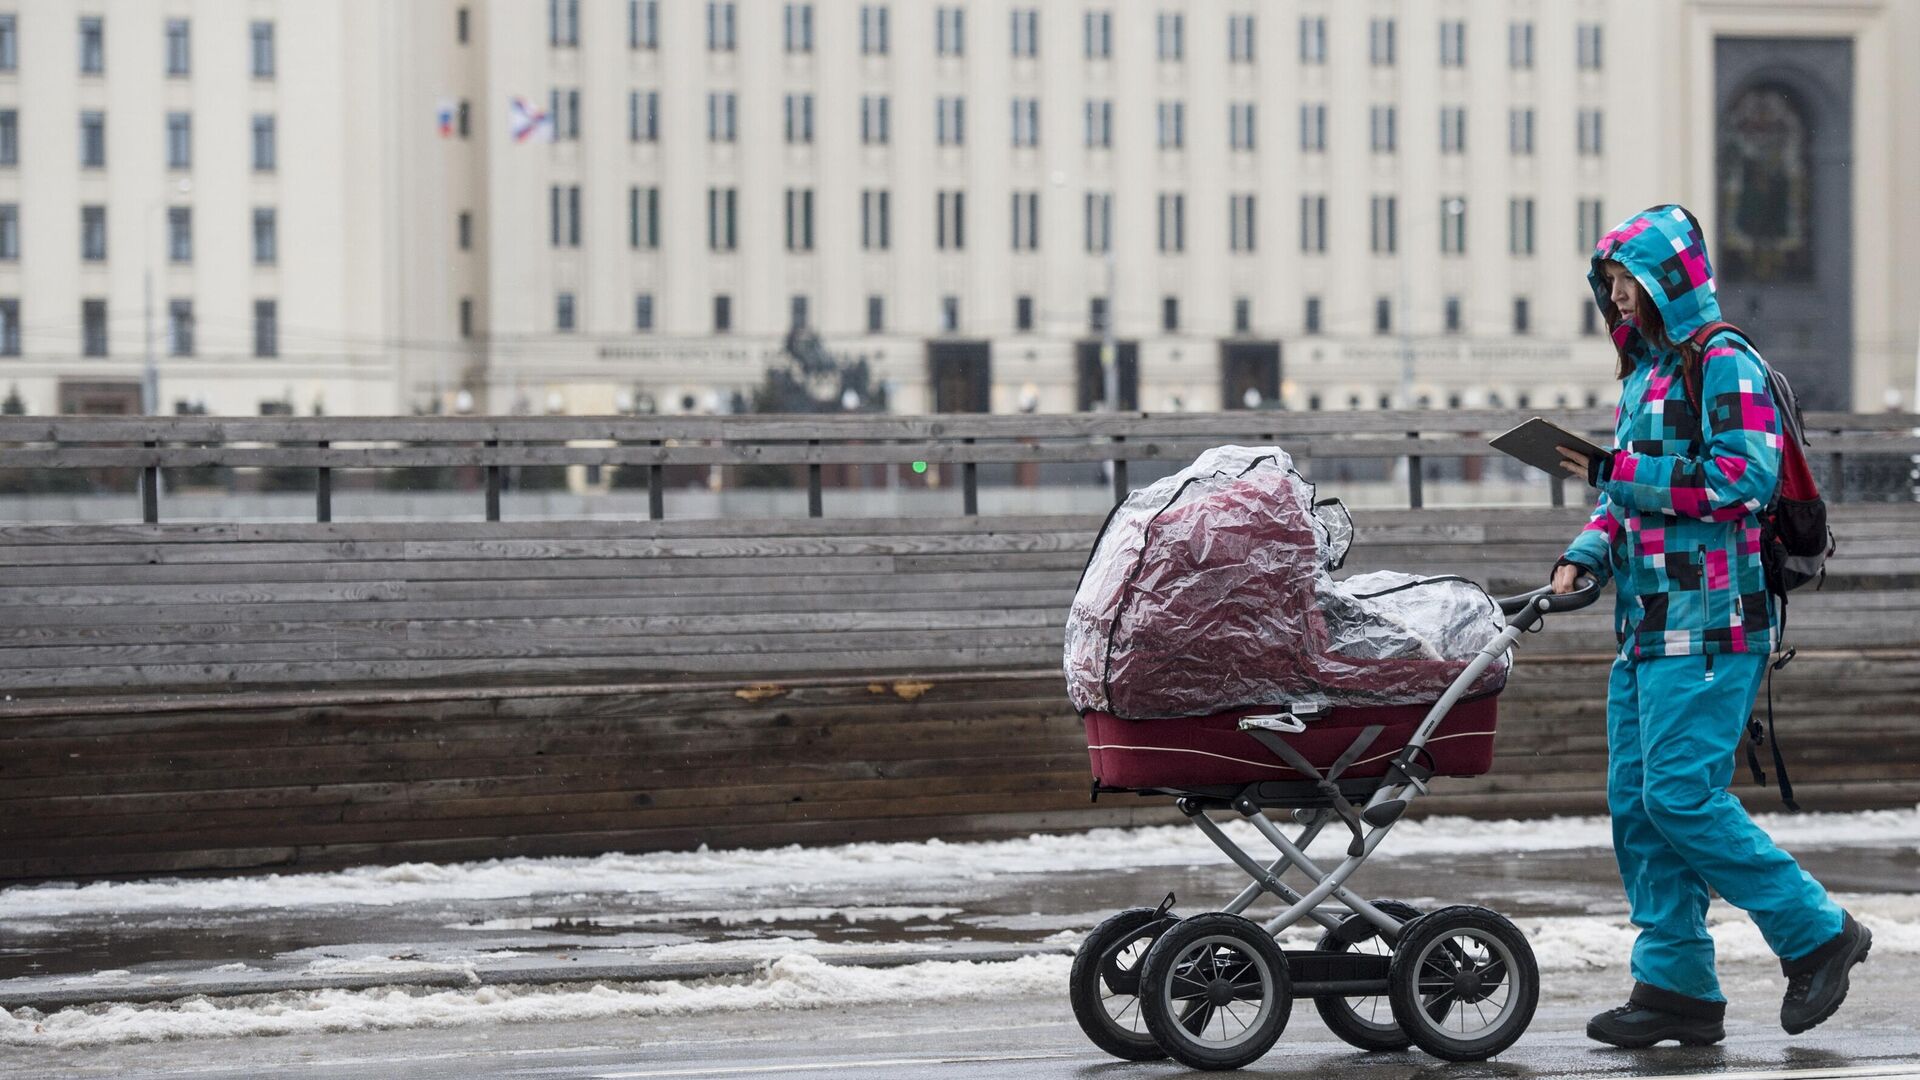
[1680,320,1836,810]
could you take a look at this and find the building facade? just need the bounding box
[0,0,1915,418]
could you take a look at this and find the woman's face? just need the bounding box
[1602,261,1641,324]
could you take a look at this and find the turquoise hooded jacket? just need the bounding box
[1560,205,1783,660]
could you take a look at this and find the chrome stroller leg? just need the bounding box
[1180,799,1347,934]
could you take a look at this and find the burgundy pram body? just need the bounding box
[1064,446,1510,793]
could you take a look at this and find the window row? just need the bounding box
[0,299,279,358]
[0,204,278,265]
[15,111,278,171]
[28,14,275,78]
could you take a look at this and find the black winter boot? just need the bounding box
[1587,982,1726,1048]
[1781,911,1872,1035]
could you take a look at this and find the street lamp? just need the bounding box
[1398,197,1466,410]
[144,177,192,415]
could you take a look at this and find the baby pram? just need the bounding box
[1062,447,1598,1070]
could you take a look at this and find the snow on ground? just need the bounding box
[3,806,1914,920]
[449,906,962,932]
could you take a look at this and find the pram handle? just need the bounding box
[1496,575,1601,618]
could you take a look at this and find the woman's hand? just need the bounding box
[1555,445,1593,482]
[1551,562,1583,595]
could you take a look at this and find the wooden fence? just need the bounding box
[1,413,1916,880]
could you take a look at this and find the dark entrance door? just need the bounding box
[928,341,991,412]
[1220,341,1281,409]
[1714,37,1852,411]
[1074,340,1138,411]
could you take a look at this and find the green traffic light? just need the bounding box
[911,461,928,474]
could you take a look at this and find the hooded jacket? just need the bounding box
[1560,204,1782,660]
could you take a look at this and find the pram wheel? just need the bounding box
[1140,913,1292,1071]
[1386,906,1539,1062]
[1312,899,1423,1052]
[1069,907,1177,1060]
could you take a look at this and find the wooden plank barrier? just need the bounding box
[1,412,1917,880]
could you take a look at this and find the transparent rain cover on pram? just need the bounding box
[1064,446,1509,719]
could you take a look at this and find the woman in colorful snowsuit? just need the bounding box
[1550,205,1869,1047]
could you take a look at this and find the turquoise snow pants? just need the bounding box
[1605,650,1843,1002]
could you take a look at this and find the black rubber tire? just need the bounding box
[1386,905,1539,1062]
[1068,907,1176,1061]
[1139,913,1293,1071]
[1311,899,1423,1052]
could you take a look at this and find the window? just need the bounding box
[936,96,965,146]
[1444,296,1461,334]
[0,111,15,166]
[0,299,18,355]
[1370,105,1396,153]
[860,5,889,54]
[1439,19,1464,67]
[254,208,277,265]
[1299,194,1327,253]
[708,92,737,142]
[707,187,737,251]
[1015,295,1034,332]
[1578,109,1604,155]
[940,296,960,333]
[784,3,813,53]
[1370,195,1397,254]
[714,294,733,332]
[457,7,470,45]
[1157,101,1184,149]
[1369,18,1395,66]
[1582,301,1600,336]
[1085,192,1111,253]
[631,0,658,49]
[79,16,103,74]
[1509,197,1536,255]
[1299,16,1325,64]
[0,204,15,260]
[1228,13,1255,62]
[1233,297,1251,335]
[1440,106,1467,154]
[459,297,473,339]
[1577,24,1603,70]
[167,207,191,263]
[1577,198,1605,254]
[165,113,192,169]
[1011,9,1038,57]
[1011,98,1039,147]
[252,114,277,170]
[1230,194,1256,252]
[630,186,660,249]
[1300,103,1326,151]
[790,295,809,331]
[555,292,575,332]
[549,184,581,248]
[1374,297,1392,335]
[1304,296,1322,335]
[249,20,276,77]
[1084,10,1111,58]
[250,299,277,357]
[548,89,580,140]
[1084,99,1112,148]
[936,190,965,250]
[861,188,890,250]
[867,294,884,332]
[81,111,106,168]
[1088,297,1108,334]
[81,206,106,261]
[1157,193,1185,253]
[635,293,654,331]
[1011,190,1038,251]
[166,19,190,76]
[1440,197,1466,254]
[631,91,659,142]
[1230,103,1256,151]
[1156,12,1183,61]
[1509,21,1533,69]
[935,6,964,56]
[168,300,193,356]
[785,188,814,251]
[860,95,890,145]
[707,2,736,51]
[1162,296,1180,333]
[457,100,470,137]
[83,300,108,356]
[785,93,815,144]
[1508,108,1534,154]
[550,0,580,46]
[0,15,15,72]
[457,210,472,251]
[1513,296,1532,334]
